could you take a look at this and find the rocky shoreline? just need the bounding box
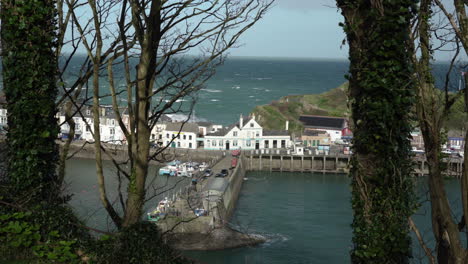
[168,226,266,251]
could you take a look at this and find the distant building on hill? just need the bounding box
[298,115,348,142]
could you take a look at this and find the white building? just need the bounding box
[204,114,291,150]
[163,122,199,149]
[58,105,126,144]
[298,115,347,142]
[0,108,7,129]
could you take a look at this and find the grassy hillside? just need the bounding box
[252,82,467,134]
[252,83,349,134]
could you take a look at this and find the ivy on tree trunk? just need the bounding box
[1,0,60,204]
[337,0,417,263]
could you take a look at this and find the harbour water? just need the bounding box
[66,158,463,263]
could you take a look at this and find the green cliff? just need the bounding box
[251,82,467,134]
[252,83,350,134]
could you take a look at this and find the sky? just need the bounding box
[228,0,348,59]
[228,0,458,61]
[67,0,459,61]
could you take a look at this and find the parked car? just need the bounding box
[220,169,229,177]
[204,169,213,177]
[215,173,225,178]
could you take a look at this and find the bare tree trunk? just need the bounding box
[122,0,161,227]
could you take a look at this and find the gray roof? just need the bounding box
[159,114,172,122]
[165,122,199,133]
[196,121,214,127]
[299,115,346,130]
[207,128,230,137]
[263,130,290,136]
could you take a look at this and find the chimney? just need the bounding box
[240,114,243,128]
[252,113,256,120]
[285,120,289,131]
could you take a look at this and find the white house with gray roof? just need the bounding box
[58,105,126,144]
[163,122,199,149]
[203,114,291,150]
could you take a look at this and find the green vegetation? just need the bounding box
[1,0,60,203]
[338,0,417,263]
[252,82,349,134]
[252,81,467,135]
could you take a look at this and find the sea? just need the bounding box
[59,56,464,264]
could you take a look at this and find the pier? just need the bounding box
[245,150,464,178]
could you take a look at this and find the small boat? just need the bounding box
[177,169,192,177]
[194,208,207,217]
[159,166,172,175]
[198,162,209,171]
[167,160,181,166]
[159,160,182,175]
[147,198,171,222]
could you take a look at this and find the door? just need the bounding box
[255,140,260,150]
[226,142,230,150]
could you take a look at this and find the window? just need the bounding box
[219,140,223,146]
[183,135,186,140]
[86,125,90,132]
[159,134,162,139]
[256,132,260,137]
[233,140,238,146]
[233,131,238,137]
[189,143,192,148]
[207,140,211,147]
[166,133,169,138]
[213,140,217,147]
[246,140,251,147]
[265,140,269,148]
[281,140,286,148]
[110,128,115,135]
[86,109,91,116]
[177,142,181,148]
[189,135,192,140]
[151,134,155,140]
[273,140,277,148]
[111,119,115,126]
[250,123,254,128]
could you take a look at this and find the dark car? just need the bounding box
[204,169,213,177]
[220,169,229,177]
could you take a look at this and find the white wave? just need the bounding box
[210,99,220,102]
[261,232,291,247]
[254,77,273,81]
[249,95,255,98]
[265,89,271,92]
[165,113,207,122]
[164,99,187,103]
[232,85,241,89]
[252,87,261,90]
[201,89,222,93]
